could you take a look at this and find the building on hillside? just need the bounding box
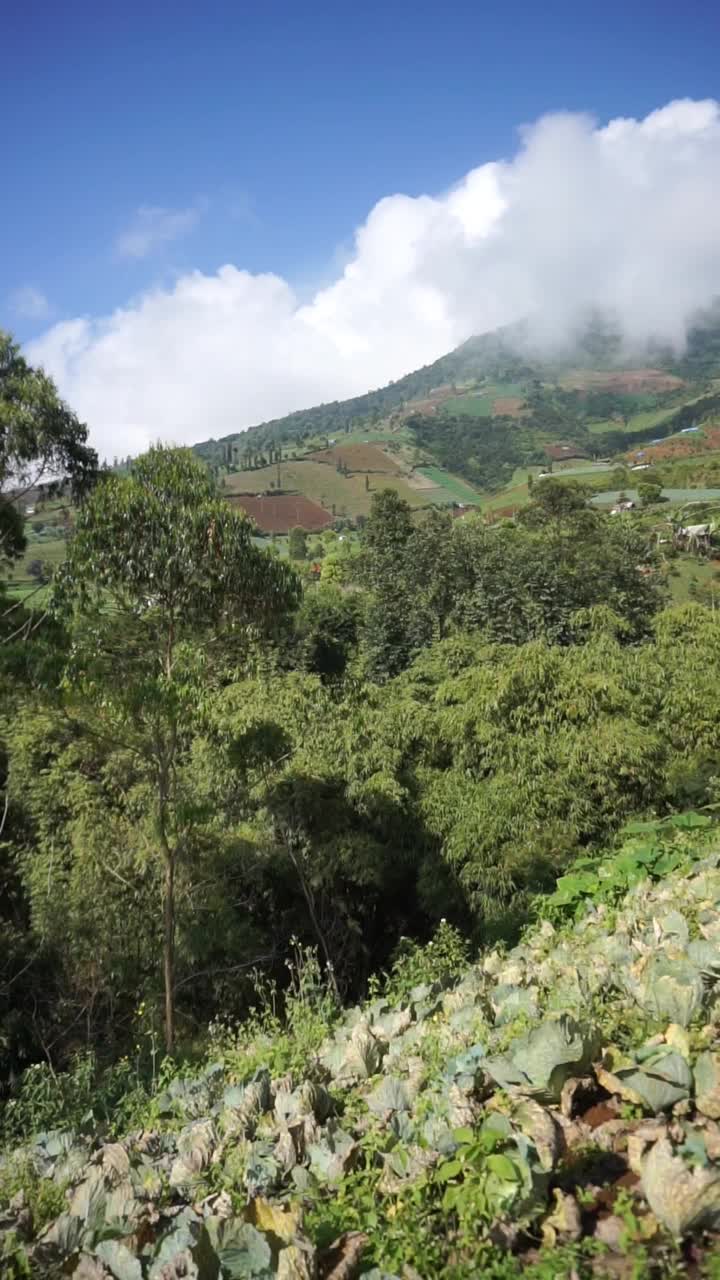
[678,523,713,552]
[544,443,590,466]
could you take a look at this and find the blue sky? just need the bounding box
[3,0,718,338]
[3,1,720,457]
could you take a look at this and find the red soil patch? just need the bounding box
[545,443,589,462]
[581,1102,619,1130]
[564,369,685,394]
[398,385,461,419]
[629,422,720,463]
[493,397,526,417]
[307,443,401,473]
[486,505,520,522]
[230,493,333,534]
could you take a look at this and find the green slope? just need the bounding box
[6,818,720,1276]
[193,309,720,512]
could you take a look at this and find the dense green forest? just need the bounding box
[7,330,720,1276]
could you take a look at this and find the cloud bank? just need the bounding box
[30,98,720,460]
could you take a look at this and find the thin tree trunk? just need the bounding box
[163,850,175,1054]
[287,843,341,1002]
[156,713,177,1055]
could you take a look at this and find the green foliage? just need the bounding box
[290,583,364,679]
[380,921,471,1007]
[0,330,97,573]
[288,525,307,561]
[409,411,528,491]
[0,1051,155,1145]
[435,1122,533,1229]
[357,483,665,681]
[0,1151,68,1230]
[539,812,715,923]
[638,481,665,506]
[209,940,339,1080]
[47,445,302,1052]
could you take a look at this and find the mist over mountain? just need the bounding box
[27,98,720,461]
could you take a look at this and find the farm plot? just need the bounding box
[415,467,483,504]
[15,536,68,578]
[561,368,685,393]
[492,396,526,416]
[587,406,677,437]
[630,423,720,462]
[442,382,526,419]
[591,487,720,506]
[229,493,333,534]
[306,443,402,473]
[224,460,427,519]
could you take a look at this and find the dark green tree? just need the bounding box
[288,526,308,561]
[53,446,300,1051]
[358,490,414,593]
[292,585,365,680]
[0,331,97,574]
[638,482,664,507]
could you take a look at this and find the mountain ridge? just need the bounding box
[193,303,720,466]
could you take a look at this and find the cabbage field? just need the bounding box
[5,816,720,1277]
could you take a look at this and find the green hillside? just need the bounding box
[194,304,720,460]
[7,818,720,1277]
[223,459,433,518]
[10,381,720,1277]
[193,307,720,511]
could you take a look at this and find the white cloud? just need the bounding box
[10,286,51,320]
[29,98,720,461]
[114,204,202,259]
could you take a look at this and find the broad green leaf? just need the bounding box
[485,1153,520,1181]
[668,812,712,829]
[436,1158,462,1183]
[205,1219,273,1279]
[695,1052,720,1119]
[641,1137,720,1235]
[95,1240,144,1280]
[451,1127,475,1144]
[366,1077,410,1114]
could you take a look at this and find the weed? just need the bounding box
[208,939,339,1080]
[381,920,471,1007]
[0,1152,68,1233]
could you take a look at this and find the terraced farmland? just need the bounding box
[415,467,482,504]
[306,442,402,473]
[443,382,526,418]
[591,487,720,506]
[223,460,429,519]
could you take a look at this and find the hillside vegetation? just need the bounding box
[193,307,720,524]
[8,326,720,1276]
[223,460,430,520]
[5,820,720,1277]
